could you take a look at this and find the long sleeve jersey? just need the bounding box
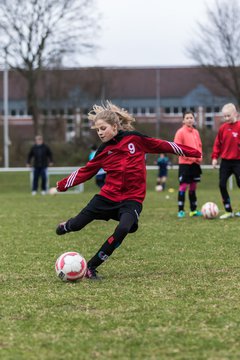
[57,130,201,203]
[174,125,202,165]
[211,121,240,160]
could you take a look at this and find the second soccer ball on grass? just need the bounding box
[201,202,219,219]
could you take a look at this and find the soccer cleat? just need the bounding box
[56,222,68,235]
[178,210,185,218]
[235,211,240,217]
[85,268,102,281]
[189,210,202,217]
[219,212,234,220]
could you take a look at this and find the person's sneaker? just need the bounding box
[41,190,46,195]
[85,268,102,281]
[235,211,240,217]
[178,210,185,218]
[189,210,202,217]
[219,212,234,220]
[32,191,37,195]
[56,222,68,235]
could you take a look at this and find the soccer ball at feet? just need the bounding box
[201,202,219,219]
[55,251,87,281]
[49,187,58,195]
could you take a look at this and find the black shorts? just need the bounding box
[158,169,168,177]
[81,194,142,233]
[178,163,202,184]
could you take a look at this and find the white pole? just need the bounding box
[75,107,81,138]
[3,57,9,167]
[155,68,161,138]
[198,106,203,129]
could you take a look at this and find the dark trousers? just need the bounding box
[219,159,240,211]
[32,167,48,191]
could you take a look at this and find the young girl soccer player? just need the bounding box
[56,102,201,280]
[174,110,203,218]
[212,103,240,219]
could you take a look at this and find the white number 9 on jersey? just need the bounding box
[128,143,136,154]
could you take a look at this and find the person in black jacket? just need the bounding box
[26,135,53,195]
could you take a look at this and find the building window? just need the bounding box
[165,107,171,114]
[133,107,138,114]
[66,118,75,142]
[141,107,146,114]
[206,106,212,113]
[11,109,16,116]
[66,118,75,132]
[19,109,24,116]
[190,107,195,113]
[149,107,155,114]
[205,116,213,129]
[182,107,187,114]
[214,106,220,113]
[173,107,178,114]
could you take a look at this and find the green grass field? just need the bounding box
[1,169,240,360]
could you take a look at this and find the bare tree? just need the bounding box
[0,0,100,134]
[187,0,240,105]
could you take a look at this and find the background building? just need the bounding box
[0,66,235,165]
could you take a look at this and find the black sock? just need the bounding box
[189,190,197,211]
[87,213,135,269]
[87,235,116,269]
[178,191,185,211]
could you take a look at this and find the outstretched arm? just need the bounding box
[166,141,201,158]
[140,137,202,158]
[57,161,101,192]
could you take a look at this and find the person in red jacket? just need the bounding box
[212,103,240,219]
[56,102,201,280]
[174,111,203,218]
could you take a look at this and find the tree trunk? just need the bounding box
[26,71,40,135]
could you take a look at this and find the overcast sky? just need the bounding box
[80,0,217,67]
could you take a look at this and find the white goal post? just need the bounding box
[0,165,234,191]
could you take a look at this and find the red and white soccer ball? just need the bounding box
[155,184,163,192]
[55,251,87,282]
[201,202,219,219]
[49,187,58,195]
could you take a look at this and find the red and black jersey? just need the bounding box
[57,131,201,203]
[212,121,240,160]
